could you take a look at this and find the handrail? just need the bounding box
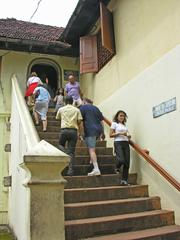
[103,116,180,192]
[11,74,40,148]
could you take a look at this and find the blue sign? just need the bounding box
[153,97,176,118]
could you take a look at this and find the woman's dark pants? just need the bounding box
[114,141,130,181]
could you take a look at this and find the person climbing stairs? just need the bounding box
[35,109,180,240]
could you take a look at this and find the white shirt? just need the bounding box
[27,76,41,87]
[111,121,129,142]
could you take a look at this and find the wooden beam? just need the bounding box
[0,37,70,49]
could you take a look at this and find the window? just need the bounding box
[80,2,115,74]
[80,35,98,74]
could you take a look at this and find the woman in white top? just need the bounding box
[109,110,131,185]
[25,72,42,106]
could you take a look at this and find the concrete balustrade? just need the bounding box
[21,141,69,240]
[9,75,69,240]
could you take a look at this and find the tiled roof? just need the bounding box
[0,18,64,43]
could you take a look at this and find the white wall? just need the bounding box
[99,45,180,222]
[81,0,180,104]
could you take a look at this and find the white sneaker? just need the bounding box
[88,169,101,176]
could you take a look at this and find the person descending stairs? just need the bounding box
[35,108,180,240]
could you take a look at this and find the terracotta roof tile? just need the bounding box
[0,18,64,43]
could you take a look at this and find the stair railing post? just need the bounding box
[20,141,69,240]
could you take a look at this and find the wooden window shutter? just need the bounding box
[80,35,98,74]
[100,2,115,54]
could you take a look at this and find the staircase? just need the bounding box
[36,109,180,240]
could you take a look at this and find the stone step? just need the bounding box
[46,120,61,126]
[75,147,113,155]
[64,173,137,189]
[47,111,56,116]
[37,136,112,155]
[84,225,180,240]
[47,115,57,120]
[47,108,56,113]
[36,125,60,132]
[74,155,115,165]
[46,139,107,148]
[39,131,59,139]
[64,185,149,204]
[65,196,161,220]
[63,163,115,176]
[65,210,175,240]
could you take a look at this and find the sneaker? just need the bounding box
[88,169,101,176]
[115,168,120,174]
[67,171,73,176]
[120,180,130,186]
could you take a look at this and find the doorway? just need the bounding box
[28,59,62,98]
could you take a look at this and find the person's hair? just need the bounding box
[113,110,127,124]
[37,82,45,88]
[31,72,37,77]
[83,98,93,104]
[56,88,64,96]
[65,96,73,105]
[68,73,75,81]
[68,72,74,78]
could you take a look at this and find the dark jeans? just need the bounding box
[59,128,78,175]
[114,141,130,181]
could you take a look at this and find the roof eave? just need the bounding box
[59,0,111,45]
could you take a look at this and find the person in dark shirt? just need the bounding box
[79,98,105,176]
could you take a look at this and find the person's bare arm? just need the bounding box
[100,121,105,140]
[79,87,83,99]
[53,96,56,102]
[109,128,128,138]
[78,120,84,140]
[64,90,67,96]
[110,128,119,138]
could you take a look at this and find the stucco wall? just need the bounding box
[98,45,180,223]
[0,117,9,224]
[81,0,180,104]
[0,50,78,224]
[80,0,180,223]
[0,50,79,111]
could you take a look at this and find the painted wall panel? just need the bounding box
[98,45,180,223]
[0,50,79,223]
[81,0,180,104]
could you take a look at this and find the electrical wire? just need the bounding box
[29,0,43,22]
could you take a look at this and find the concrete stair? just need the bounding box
[84,225,180,240]
[65,210,175,240]
[35,109,180,240]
